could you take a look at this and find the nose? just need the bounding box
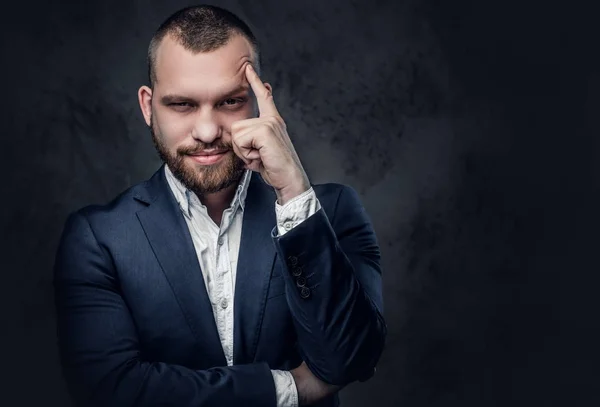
[191,109,221,144]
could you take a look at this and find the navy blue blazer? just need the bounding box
[53,163,386,407]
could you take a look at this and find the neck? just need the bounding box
[196,182,238,225]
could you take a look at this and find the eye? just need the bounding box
[222,98,247,108]
[168,102,194,112]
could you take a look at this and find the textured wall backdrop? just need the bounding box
[1,0,598,406]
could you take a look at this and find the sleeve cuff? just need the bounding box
[275,187,322,236]
[271,369,299,407]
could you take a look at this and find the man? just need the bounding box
[53,5,386,407]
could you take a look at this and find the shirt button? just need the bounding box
[220,298,228,309]
[283,222,293,231]
[218,238,224,246]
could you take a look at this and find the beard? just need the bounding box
[150,116,246,195]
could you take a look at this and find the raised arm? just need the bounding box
[272,185,387,386]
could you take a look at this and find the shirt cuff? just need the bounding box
[271,369,299,407]
[275,187,322,236]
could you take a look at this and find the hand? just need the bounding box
[290,362,343,406]
[231,64,310,205]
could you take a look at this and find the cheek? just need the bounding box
[154,113,192,145]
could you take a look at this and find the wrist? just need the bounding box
[290,367,309,406]
[276,177,310,205]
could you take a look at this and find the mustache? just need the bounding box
[177,142,232,155]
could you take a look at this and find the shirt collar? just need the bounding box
[164,164,252,217]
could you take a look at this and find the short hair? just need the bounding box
[147,5,261,88]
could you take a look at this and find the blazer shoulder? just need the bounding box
[66,176,153,228]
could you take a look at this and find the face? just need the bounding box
[139,34,257,195]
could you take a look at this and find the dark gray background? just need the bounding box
[1,0,598,406]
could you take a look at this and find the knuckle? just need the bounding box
[232,121,247,132]
[264,122,274,132]
[267,115,285,128]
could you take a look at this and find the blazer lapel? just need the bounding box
[134,164,226,367]
[233,173,278,365]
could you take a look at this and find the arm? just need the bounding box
[272,185,387,386]
[53,212,277,407]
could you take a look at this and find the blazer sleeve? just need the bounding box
[271,185,387,386]
[53,211,277,407]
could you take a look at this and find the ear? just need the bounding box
[138,85,153,126]
[264,82,273,94]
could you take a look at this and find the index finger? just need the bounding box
[245,64,279,117]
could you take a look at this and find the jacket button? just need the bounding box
[288,256,298,266]
[292,266,302,277]
[296,276,307,287]
[299,287,311,299]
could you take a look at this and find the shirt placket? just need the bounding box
[188,197,227,359]
[217,208,235,366]
[168,167,252,371]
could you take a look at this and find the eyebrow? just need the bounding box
[160,84,250,105]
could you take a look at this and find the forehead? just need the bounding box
[153,33,254,96]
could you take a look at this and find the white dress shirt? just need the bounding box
[164,164,321,407]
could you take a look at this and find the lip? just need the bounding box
[188,151,228,165]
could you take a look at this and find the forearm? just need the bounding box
[276,211,385,384]
[272,185,386,385]
[60,356,276,407]
[55,275,278,407]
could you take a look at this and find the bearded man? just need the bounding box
[54,5,386,407]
